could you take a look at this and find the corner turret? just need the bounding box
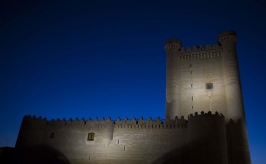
[218,30,237,44]
[219,30,244,122]
[165,38,182,119]
[164,38,182,52]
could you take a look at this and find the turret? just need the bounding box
[165,38,182,119]
[219,30,245,122]
[219,31,251,164]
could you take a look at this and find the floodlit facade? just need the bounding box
[15,31,251,164]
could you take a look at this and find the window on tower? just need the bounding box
[206,83,213,89]
[87,132,95,141]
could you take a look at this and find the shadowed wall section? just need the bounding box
[226,119,251,164]
[14,144,71,164]
[188,111,228,164]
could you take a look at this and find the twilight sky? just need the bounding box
[0,0,266,163]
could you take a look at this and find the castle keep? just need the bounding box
[15,31,251,164]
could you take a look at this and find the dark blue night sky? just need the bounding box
[1,0,266,163]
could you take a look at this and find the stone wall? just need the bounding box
[180,51,227,119]
[15,112,230,164]
[165,30,246,122]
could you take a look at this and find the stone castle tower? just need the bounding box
[164,30,250,164]
[14,31,251,164]
[165,30,244,122]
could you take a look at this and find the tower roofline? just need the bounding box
[164,38,182,51]
[218,30,236,38]
[218,30,237,44]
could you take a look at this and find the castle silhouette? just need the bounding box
[15,31,251,164]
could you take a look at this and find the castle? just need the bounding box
[15,31,251,164]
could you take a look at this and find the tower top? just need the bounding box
[164,38,182,51]
[218,30,237,44]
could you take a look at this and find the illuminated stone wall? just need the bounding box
[179,48,227,119]
[15,113,231,164]
[165,31,244,122]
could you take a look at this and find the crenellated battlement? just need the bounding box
[24,113,227,129]
[21,111,231,131]
[23,115,188,129]
[218,30,236,39]
[166,43,223,61]
[178,49,222,60]
[48,118,66,125]
[114,116,187,129]
[218,30,237,43]
[24,115,43,119]
[164,38,182,51]
[188,111,224,120]
[180,43,221,52]
[187,111,225,126]
[23,115,47,121]
[177,43,223,60]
